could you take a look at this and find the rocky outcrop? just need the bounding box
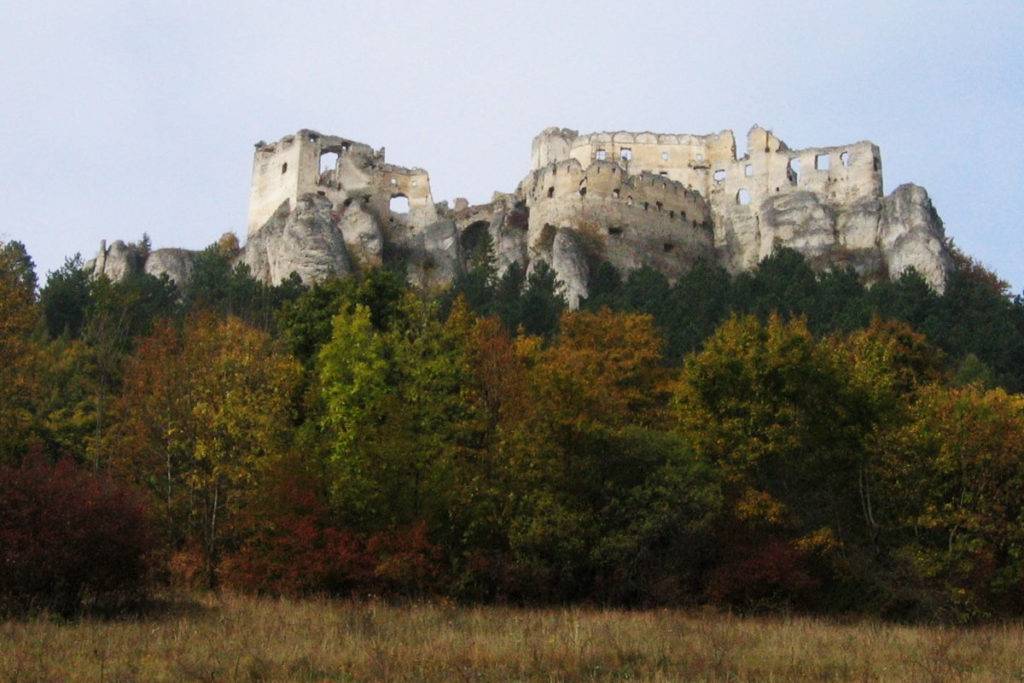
[89,240,143,281]
[338,203,384,268]
[713,184,950,292]
[242,196,351,284]
[488,205,529,278]
[758,191,837,268]
[393,219,461,292]
[144,248,196,284]
[550,227,590,308]
[879,184,951,291]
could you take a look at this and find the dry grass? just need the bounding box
[2,593,1024,681]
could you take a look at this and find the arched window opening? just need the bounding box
[713,169,726,182]
[840,151,851,167]
[281,163,288,174]
[737,189,752,206]
[389,195,410,214]
[547,186,554,198]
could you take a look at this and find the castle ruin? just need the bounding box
[90,124,954,307]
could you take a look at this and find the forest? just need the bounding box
[3,233,1024,623]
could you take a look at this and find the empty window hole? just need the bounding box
[788,158,801,184]
[389,195,410,213]
[319,152,338,174]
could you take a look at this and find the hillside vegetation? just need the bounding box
[3,237,1024,622]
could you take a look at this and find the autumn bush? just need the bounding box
[220,471,443,597]
[0,457,154,614]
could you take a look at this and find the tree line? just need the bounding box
[3,235,1024,621]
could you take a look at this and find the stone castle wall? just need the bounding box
[519,157,715,290]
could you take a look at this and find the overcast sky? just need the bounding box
[2,1,1021,290]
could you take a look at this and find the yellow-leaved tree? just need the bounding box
[111,313,300,585]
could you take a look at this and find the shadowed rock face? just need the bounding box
[89,126,956,307]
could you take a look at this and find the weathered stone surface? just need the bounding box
[398,219,461,291]
[338,202,384,269]
[91,240,140,281]
[242,195,351,284]
[879,183,951,291]
[758,191,837,268]
[144,248,195,284]
[551,227,590,308]
[489,208,529,278]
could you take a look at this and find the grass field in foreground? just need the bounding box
[2,593,1024,681]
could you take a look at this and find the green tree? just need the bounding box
[40,256,92,339]
[318,295,486,534]
[517,261,566,338]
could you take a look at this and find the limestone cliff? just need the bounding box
[89,125,956,306]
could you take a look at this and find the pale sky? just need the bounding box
[2,1,1022,290]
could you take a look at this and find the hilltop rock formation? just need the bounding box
[89,125,955,305]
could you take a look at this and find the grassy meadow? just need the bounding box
[2,593,1024,681]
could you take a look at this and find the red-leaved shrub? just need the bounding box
[0,457,154,614]
[706,539,819,609]
[221,476,443,596]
